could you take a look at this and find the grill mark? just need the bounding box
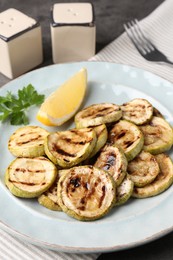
[78,206,85,211]
[116,131,126,139]
[123,140,134,148]
[93,107,115,118]
[52,143,76,157]
[17,135,44,146]
[102,154,116,171]
[70,177,81,187]
[66,174,108,212]
[61,137,89,145]
[70,128,92,135]
[82,106,117,118]
[99,185,106,208]
[111,130,126,140]
[14,167,46,173]
[11,181,46,186]
[61,129,93,144]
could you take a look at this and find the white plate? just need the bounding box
[0,61,173,253]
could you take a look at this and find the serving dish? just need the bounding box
[0,61,173,253]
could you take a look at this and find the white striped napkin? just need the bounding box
[1,0,173,259]
[91,0,173,84]
[0,228,99,260]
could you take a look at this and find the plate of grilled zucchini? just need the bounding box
[0,61,173,253]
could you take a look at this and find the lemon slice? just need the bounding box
[36,68,87,126]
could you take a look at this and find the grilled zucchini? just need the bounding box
[88,124,108,158]
[127,150,160,187]
[108,120,144,161]
[132,153,173,198]
[139,116,173,154]
[57,165,116,221]
[75,103,122,128]
[5,157,57,198]
[44,128,97,168]
[115,175,134,206]
[94,144,127,186]
[8,126,49,158]
[38,176,61,211]
[121,98,153,125]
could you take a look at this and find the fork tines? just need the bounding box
[124,19,155,55]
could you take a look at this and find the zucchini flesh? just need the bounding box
[132,154,173,198]
[44,128,97,168]
[5,157,58,198]
[108,120,144,161]
[94,144,127,186]
[127,151,160,187]
[57,166,116,221]
[75,103,122,128]
[140,117,173,154]
[121,98,153,125]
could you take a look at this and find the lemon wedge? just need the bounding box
[36,68,87,126]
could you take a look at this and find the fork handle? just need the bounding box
[158,60,173,66]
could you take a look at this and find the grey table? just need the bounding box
[1,1,173,260]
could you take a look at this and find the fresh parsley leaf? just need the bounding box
[0,84,45,125]
[10,111,29,125]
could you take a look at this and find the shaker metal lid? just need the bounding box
[51,3,95,27]
[0,8,38,42]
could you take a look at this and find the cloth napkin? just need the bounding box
[1,0,173,259]
[91,0,173,84]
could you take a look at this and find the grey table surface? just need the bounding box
[1,1,173,260]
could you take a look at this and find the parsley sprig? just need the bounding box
[0,84,45,125]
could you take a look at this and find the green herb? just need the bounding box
[0,84,45,125]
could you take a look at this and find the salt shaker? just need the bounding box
[0,8,43,79]
[50,3,96,63]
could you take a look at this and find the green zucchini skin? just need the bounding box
[121,98,153,125]
[75,103,122,128]
[132,154,173,198]
[57,165,116,221]
[127,150,160,187]
[5,157,58,198]
[94,144,127,186]
[8,125,49,158]
[115,174,134,206]
[140,117,173,154]
[44,128,97,168]
[108,120,144,161]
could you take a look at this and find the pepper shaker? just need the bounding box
[0,8,43,79]
[50,3,96,63]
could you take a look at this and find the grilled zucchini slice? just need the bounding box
[44,128,97,168]
[88,124,108,158]
[94,144,127,186]
[75,103,122,128]
[57,165,116,221]
[38,169,68,211]
[132,153,173,198]
[139,117,173,154]
[8,126,49,157]
[127,150,160,187]
[108,120,144,161]
[38,176,61,211]
[121,98,153,125]
[5,157,57,198]
[115,175,134,206]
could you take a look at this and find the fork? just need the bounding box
[124,19,173,65]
